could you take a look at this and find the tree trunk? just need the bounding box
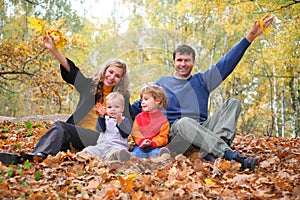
[273,65,279,137]
[0,0,4,39]
[289,77,299,137]
[281,89,285,137]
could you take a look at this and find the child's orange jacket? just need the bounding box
[131,110,170,148]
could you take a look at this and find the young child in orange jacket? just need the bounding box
[125,85,170,159]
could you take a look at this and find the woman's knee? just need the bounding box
[53,121,68,128]
[49,121,71,136]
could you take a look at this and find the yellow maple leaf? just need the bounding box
[256,18,271,34]
[27,17,45,34]
[48,29,67,51]
[204,178,214,185]
[55,37,67,51]
[126,174,137,180]
[27,17,67,51]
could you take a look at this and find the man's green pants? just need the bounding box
[168,98,241,158]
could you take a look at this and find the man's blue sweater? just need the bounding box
[132,38,251,124]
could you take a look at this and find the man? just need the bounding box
[132,15,274,171]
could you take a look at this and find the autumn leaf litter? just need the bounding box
[0,121,299,199]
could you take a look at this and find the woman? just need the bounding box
[0,35,133,165]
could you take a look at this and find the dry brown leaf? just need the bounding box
[87,179,100,189]
[193,158,203,171]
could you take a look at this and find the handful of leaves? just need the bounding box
[27,17,67,50]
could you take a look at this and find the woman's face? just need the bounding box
[103,66,123,87]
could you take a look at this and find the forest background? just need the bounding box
[0,0,299,138]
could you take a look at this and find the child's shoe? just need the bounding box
[118,149,131,162]
[158,147,170,156]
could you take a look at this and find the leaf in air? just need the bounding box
[27,17,45,34]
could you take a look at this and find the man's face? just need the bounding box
[173,53,195,79]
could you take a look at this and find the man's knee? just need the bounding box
[226,98,241,112]
[172,117,191,132]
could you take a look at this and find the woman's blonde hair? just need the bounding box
[92,58,130,102]
[140,85,168,110]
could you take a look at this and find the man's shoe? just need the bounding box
[224,150,258,171]
[0,152,21,165]
[201,153,217,162]
[20,152,47,162]
[158,147,170,156]
[240,157,258,171]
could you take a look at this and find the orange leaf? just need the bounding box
[219,160,231,171]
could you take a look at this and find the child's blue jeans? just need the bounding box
[131,145,162,158]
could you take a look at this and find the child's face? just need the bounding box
[105,99,124,118]
[141,93,160,112]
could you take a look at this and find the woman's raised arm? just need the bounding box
[44,35,70,72]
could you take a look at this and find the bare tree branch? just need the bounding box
[0,71,34,76]
[268,0,300,12]
[24,0,38,5]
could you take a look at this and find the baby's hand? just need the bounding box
[96,103,106,117]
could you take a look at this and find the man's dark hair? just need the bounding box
[172,45,196,61]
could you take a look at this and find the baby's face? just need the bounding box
[105,99,124,118]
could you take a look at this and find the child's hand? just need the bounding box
[96,103,106,117]
[140,139,152,148]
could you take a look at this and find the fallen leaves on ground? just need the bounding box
[0,120,299,199]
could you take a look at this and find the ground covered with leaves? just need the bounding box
[0,120,299,199]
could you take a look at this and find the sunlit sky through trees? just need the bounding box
[71,0,130,31]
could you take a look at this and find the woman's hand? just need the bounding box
[44,35,56,50]
[43,34,70,72]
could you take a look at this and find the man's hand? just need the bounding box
[246,15,274,43]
